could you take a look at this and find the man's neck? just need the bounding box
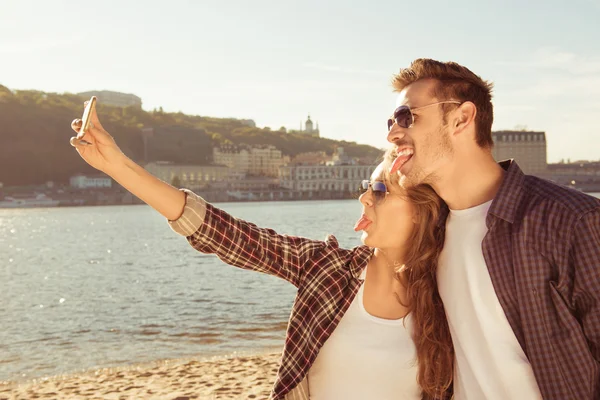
[433,152,505,211]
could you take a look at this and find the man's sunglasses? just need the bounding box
[387,100,462,131]
[358,180,389,202]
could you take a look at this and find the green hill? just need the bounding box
[0,85,382,186]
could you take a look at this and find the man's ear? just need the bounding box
[452,101,477,136]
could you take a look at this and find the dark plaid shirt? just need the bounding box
[170,191,377,399]
[438,160,600,400]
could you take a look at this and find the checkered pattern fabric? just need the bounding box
[438,160,600,399]
[170,191,376,399]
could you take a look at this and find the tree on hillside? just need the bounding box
[0,88,382,186]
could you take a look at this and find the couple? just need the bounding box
[70,59,600,400]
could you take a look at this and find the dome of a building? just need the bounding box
[305,114,313,131]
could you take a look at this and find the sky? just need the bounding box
[1,0,599,162]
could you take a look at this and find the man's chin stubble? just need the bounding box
[398,169,438,189]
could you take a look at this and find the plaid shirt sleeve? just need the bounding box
[571,207,600,362]
[168,189,327,287]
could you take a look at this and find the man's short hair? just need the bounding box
[392,59,495,148]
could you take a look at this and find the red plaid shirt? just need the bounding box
[170,191,378,399]
[437,160,600,399]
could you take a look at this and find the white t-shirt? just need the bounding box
[308,267,421,400]
[437,200,542,399]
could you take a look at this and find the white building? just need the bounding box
[213,145,251,172]
[279,164,376,193]
[213,145,286,177]
[288,114,320,138]
[70,174,112,189]
[249,146,286,177]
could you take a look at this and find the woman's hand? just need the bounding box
[70,100,127,175]
[69,98,186,220]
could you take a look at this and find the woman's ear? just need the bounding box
[412,210,419,225]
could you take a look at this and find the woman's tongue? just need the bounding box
[390,153,413,174]
[354,215,372,232]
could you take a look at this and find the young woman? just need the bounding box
[69,101,453,400]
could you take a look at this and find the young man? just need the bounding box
[386,58,600,399]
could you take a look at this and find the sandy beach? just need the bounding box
[0,352,280,400]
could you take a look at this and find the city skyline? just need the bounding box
[1,0,599,163]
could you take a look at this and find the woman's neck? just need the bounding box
[370,248,406,282]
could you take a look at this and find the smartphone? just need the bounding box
[77,96,97,139]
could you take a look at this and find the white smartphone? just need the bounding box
[76,96,97,145]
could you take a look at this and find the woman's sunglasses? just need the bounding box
[387,100,462,131]
[358,180,388,202]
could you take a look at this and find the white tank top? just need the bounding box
[308,267,421,399]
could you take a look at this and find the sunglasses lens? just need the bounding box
[394,106,413,129]
[387,118,394,131]
[371,181,387,193]
[359,181,388,202]
[371,181,387,202]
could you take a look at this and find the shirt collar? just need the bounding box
[487,159,525,225]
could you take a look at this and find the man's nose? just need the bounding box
[387,124,406,143]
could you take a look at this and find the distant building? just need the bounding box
[213,145,251,172]
[248,146,286,177]
[492,131,547,175]
[213,145,286,177]
[144,162,231,189]
[326,147,355,166]
[541,160,600,192]
[289,114,320,138]
[291,151,329,166]
[279,164,376,193]
[546,160,600,176]
[77,90,142,108]
[239,119,256,128]
[211,176,280,192]
[70,174,112,189]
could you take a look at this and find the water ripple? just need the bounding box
[0,200,363,381]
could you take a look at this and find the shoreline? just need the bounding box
[0,195,362,210]
[1,191,599,210]
[0,351,281,399]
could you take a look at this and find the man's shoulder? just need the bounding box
[521,174,600,218]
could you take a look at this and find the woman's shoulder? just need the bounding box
[309,234,371,272]
[320,234,370,254]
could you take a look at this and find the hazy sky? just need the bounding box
[2,0,599,162]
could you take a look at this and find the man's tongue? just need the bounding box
[354,215,372,232]
[390,153,413,174]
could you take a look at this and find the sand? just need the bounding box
[0,352,280,400]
